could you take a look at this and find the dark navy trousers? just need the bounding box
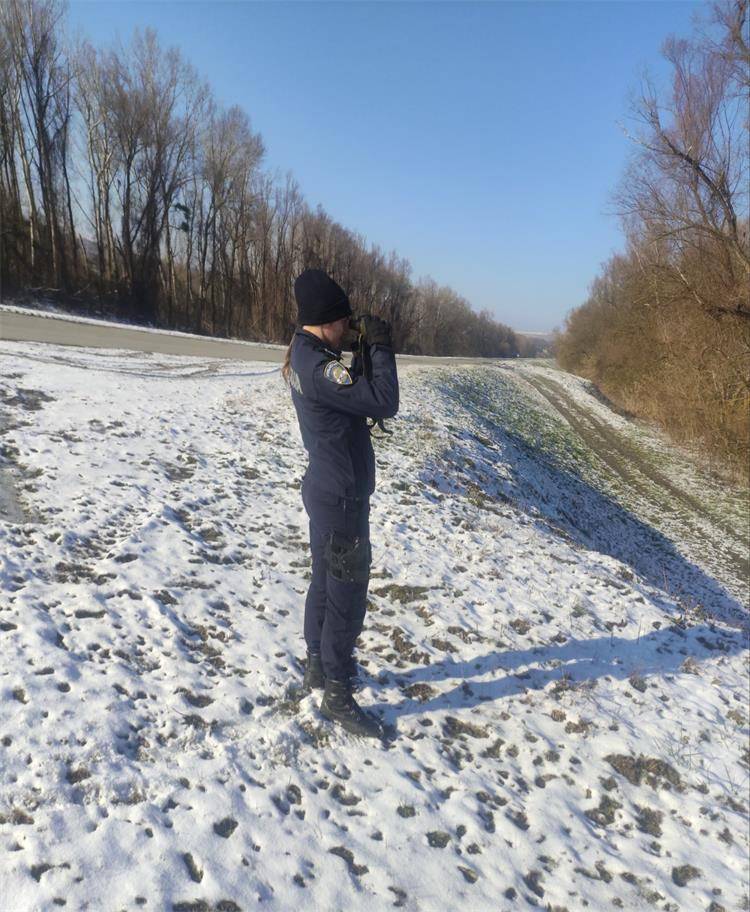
[301,478,371,681]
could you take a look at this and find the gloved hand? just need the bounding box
[360,314,393,349]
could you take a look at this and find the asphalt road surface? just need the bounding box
[0,309,503,368]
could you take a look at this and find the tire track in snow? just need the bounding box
[522,371,749,595]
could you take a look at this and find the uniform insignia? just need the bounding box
[289,367,303,394]
[323,360,353,386]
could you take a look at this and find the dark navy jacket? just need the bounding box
[289,328,399,499]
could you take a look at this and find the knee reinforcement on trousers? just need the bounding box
[324,532,372,583]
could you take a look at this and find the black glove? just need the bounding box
[360,314,393,349]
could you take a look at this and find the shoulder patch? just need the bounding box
[289,367,303,395]
[323,360,353,386]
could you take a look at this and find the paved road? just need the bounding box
[0,310,503,368]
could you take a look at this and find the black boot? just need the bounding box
[320,677,383,738]
[302,651,325,691]
[345,654,362,691]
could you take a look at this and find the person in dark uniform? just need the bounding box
[282,268,399,738]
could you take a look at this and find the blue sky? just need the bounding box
[67,1,707,332]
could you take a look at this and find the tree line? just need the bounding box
[0,0,519,357]
[556,0,749,481]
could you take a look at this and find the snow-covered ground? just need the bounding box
[0,339,747,912]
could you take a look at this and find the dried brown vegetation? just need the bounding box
[556,1,750,480]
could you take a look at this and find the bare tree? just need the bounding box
[559,1,750,478]
[617,0,749,318]
[2,0,74,290]
[2,2,517,363]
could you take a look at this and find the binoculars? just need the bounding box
[348,314,390,334]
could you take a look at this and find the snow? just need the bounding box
[0,339,747,912]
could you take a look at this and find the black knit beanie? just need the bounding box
[294,269,352,325]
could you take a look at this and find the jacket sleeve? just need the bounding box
[312,345,399,420]
[349,348,364,378]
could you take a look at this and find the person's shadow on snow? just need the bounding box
[368,622,748,723]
